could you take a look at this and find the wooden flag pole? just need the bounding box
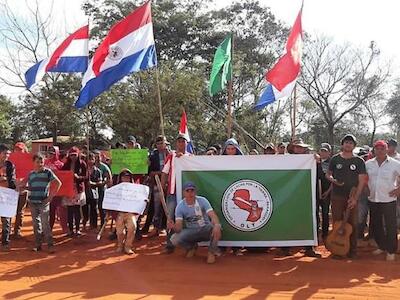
[227,33,234,138]
[155,68,165,136]
[291,83,297,140]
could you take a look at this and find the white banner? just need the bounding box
[0,187,19,218]
[103,182,149,214]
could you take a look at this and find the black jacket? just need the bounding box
[2,160,16,189]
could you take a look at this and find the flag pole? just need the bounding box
[291,83,297,140]
[227,32,234,138]
[155,67,165,136]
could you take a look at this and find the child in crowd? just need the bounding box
[115,169,139,255]
[19,153,62,253]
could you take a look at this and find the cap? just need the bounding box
[341,134,357,145]
[387,138,398,147]
[292,139,310,148]
[120,168,133,176]
[127,135,136,143]
[265,143,275,149]
[277,142,286,148]
[14,142,26,151]
[183,181,196,191]
[176,133,188,141]
[320,142,332,152]
[374,140,388,149]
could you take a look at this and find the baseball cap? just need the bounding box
[292,139,310,148]
[374,140,388,149]
[341,134,357,145]
[127,135,136,143]
[14,142,26,151]
[265,143,275,149]
[183,181,196,191]
[320,142,332,152]
[176,133,188,141]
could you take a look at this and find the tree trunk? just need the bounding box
[370,118,377,146]
[52,123,57,144]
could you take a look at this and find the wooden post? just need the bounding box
[155,68,165,136]
[291,84,297,140]
[227,33,234,138]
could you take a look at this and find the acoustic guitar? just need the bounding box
[325,188,356,257]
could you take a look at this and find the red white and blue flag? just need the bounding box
[75,1,157,108]
[179,110,194,154]
[25,25,89,89]
[255,5,303,110]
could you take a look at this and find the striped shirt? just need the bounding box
[28,168,56,203]
[162,151,191,195]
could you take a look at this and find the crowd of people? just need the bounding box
[1,132,400,264]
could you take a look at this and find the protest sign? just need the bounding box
[103,182,149,214]
[54,170,74,198]
[110,149,148,174]
[0,186,19,218]
[9,152,34,179]
[175,155,317,247]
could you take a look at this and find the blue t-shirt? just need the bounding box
[28,168,56,204]
[175,196,213,229]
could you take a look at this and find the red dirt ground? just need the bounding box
[1,212,399,300]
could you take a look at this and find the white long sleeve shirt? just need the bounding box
[366,156,400,203]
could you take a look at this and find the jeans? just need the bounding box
[14,194,27,234]
[331,193,358,254]
[30,202,53,247]
[82,196,98,228]
[98,189,106,226]
[166,194,177,249]
[370,201,398,254]
[170,224,220,254]
[152,187,165,230]
[358,193,370,239]
[67,205,81,233]
[1,217,11,246]
[317,197,330,238]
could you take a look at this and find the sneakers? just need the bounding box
[386,253,396,261]
[163,247,175,254]
[125,248,135,255]
[32,246,42,252]
[304,249,322,258]
[1,244,10,252]
[372,249,385,255]
[48,245,55,254]
[207,252,216,264]
[185,247,197,258]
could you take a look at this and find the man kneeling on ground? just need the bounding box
[168,182,222,264]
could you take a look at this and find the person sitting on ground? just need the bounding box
[168,181,222,264]
[19,153,62,253]
[115,169,139,255]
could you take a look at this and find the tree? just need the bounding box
[0,95,16,143]
[299,36,390,148]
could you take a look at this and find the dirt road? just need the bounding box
[1,215,399,299]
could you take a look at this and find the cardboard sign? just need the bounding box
[110,149,148,175]
[0,186,19,218]
[103,182,149,214]
[9,152,34,179]
[54,170,74,198]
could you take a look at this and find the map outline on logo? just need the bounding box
[221,179,273,232]
[108,45,124,61]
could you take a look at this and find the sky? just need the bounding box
[1,0,400,98]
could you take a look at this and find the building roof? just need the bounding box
[31,135,85,144]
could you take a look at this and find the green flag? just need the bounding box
[209,34,232,96]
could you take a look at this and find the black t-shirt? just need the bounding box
[317,158,331,196]
[328,154,366,196]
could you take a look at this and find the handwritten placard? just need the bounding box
[0,187,19,218]
[103,182,149,214]
[9,152,34,179]
[110,149,148,175]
